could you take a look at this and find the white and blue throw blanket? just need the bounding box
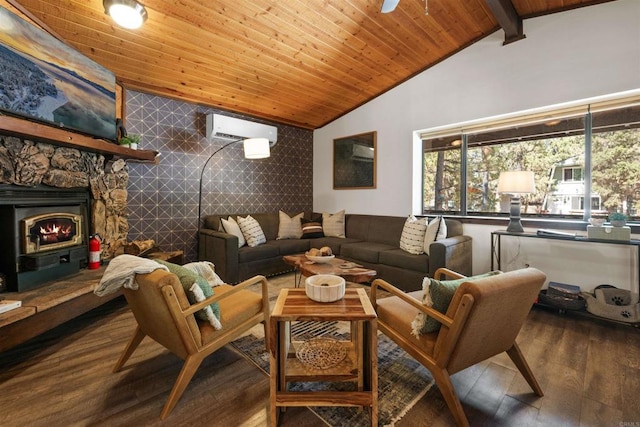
[94,254,169,297]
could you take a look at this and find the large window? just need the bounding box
[422,99,640,221]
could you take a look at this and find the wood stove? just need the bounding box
[0,185,90,292]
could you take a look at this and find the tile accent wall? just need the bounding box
[124,91,313,262]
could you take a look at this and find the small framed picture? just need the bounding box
[333,131,376,189]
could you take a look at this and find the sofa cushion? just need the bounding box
[237,215,267,247]
[323,210,345,237]
[301,217,324,238]
[220,216,246,248]
[265,239,310,255]
[238,243,279,263]
[411,271,501,335]
[277,211,303,239]
[340,241,397,264]
[378,249,429,273]
[155,260,222,330]
[399,215,427,255]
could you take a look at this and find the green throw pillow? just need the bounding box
[411,271,501,335]
[155,260,221,329]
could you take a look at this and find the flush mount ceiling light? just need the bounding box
[103,0,148,29]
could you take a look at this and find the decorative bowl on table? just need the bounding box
[305,274,345,302]
[305,254,335,263]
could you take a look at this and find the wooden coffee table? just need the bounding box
[283,254,377,287]
[269,288,378,426]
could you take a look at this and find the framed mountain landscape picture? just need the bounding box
[0,6,117,141]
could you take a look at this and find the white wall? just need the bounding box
[312,0,640,289]
[313,0,640,217]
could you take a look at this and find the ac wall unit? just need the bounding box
[351,143,374,162]
[206,113,277,146]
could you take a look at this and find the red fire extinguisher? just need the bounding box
[88,234,101,270]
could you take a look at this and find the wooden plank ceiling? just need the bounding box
[8,0,612,129]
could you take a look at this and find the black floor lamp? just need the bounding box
[197,137,271,255]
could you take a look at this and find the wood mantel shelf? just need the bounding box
[0,115,158,162]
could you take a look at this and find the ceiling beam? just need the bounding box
[484,0,525,45]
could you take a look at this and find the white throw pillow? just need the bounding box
[322,210,345,238]
[182,261,225,287]
[399,215,427,255]
[237,215,267,247]
[277,211,303,239]
[221,216,246,248]
[423,216,447,255]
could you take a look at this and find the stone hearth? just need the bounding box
[0,134,129,260]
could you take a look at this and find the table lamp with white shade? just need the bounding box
[497,171,535,233]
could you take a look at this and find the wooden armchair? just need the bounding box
[113,270,270,419]
[371,267,546,427]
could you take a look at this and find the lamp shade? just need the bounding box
[104,0,148,29]
[243,138,270,159]
[497,171,535,194]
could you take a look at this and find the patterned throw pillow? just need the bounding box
[399,215,427,255]
[322,210,345,238]
[155,260,222,330]
[221,216,246,248]
[237,215,267,247]
[301,217,324,238]
[423,216,447,255]
[411,271,501,335]
[277,211,303,239]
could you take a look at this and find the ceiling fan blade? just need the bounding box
[381,0,400,13]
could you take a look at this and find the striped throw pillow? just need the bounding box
[301,218,324,238]
[237,215,266,247]
[423,216,447,255]
[399,215,427,255]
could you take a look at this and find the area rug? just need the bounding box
[231,321,435,426]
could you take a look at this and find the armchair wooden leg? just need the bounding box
[432,367,470,427]
[113,326,146,373]
[160,354,206,420]
[506,343,544,397]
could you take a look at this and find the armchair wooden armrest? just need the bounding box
[168,275,270,348]
[434,267,466,281]
[183,275,269,316]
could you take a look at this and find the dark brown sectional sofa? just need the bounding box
[198,212,472,292]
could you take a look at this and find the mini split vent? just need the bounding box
[206,114,278,146]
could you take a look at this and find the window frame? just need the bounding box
[420,92,640,223]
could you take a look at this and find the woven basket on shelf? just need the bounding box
[295,337,346,370]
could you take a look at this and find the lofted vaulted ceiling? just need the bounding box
[7,0,613,129]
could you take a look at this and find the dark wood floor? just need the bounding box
[1,274,639,426]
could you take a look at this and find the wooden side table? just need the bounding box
[269,288,378,426]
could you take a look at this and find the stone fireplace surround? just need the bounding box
[0,133,129,261]
[0,129,133,350]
